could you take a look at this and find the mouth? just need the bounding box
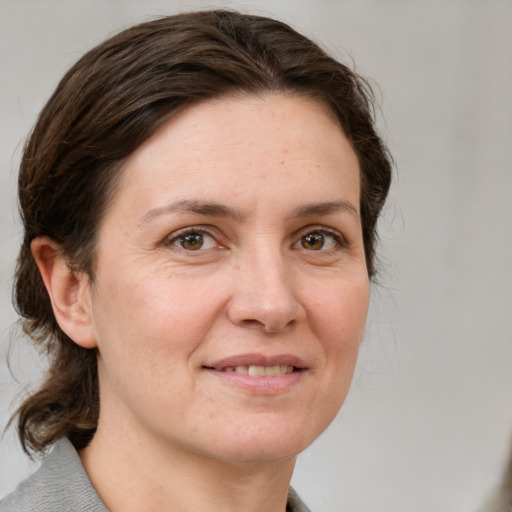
[204,354,307,375]
[202,354,307,394]
[221,364,295,376]
[205,364,299,376]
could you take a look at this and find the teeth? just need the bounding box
[248,365,267,377]
[265,365,281,377]
[223,365,294,376]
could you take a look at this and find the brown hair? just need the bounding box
[12,10,392,455]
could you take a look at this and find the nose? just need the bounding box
[226,247,305,333]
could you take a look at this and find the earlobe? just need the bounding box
[31,237,98,349]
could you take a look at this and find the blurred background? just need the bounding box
[1,1,511,510]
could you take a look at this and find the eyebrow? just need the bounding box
[138,200,245,227]
[292,200,359,219]
[138,198,359,228]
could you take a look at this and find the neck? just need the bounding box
[79,421,296,512]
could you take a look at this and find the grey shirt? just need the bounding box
[0,438,311,512]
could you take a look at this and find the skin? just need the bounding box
[33,93,370,512]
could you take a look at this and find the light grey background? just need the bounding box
[1,1,511,510]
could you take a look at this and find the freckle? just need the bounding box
[282,148,288,154]
[316,164,320,168]
[280,160,285,165]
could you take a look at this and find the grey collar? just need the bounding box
[1,438,311,512]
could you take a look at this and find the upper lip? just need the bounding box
[205,353,307,370]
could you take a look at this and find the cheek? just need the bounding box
[300,276,369,438]
[309,274,370,350]
[90,270,227,362]
[309,273,369,404]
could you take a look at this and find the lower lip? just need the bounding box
[203,368,306,395]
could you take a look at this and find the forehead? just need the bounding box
[108,93,360,218]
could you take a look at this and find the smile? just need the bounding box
[203,355,307,394]
[222,365,295,376]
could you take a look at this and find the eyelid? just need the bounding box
[164,225,224,250]
[163,224,346,251]
[293,225,347,250]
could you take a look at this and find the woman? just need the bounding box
[1,10,391,512]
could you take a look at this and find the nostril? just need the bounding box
[239,317,296,333]
[240,318,265,328]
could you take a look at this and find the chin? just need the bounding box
[216,442,301,465]
[204,420,322,465]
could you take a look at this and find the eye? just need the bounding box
[295,229,341,251]
[170,230,218,251]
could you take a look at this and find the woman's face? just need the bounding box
[83,94,369,464]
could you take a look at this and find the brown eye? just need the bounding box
[295,229,341,252]
[301,233,325,250]
[169,230,218,251]
[180,233,204,250]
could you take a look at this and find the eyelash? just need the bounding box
[165,225,346,252]
[165,227,220,251]
[293,226,346,252]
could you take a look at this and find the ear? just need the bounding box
[31,237,98,349]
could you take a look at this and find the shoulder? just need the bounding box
[287,486,312,512]
[0,439,108,512]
